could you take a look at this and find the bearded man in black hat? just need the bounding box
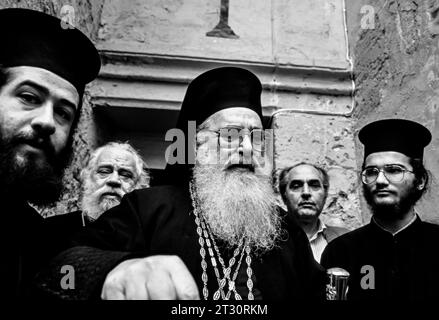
[321,119,439,300]
[35,67,324,300]
[0,8,100,298]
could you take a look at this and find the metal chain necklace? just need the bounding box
[190,182,254,300]
[202,216,245,299]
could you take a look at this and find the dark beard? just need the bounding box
[363,184,418,221]
[0,131,69,205]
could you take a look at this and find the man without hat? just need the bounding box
[321,119,439,300]
[45,141,150,253]
[35,67,325,300]
[80,142,150,223]
[278,162,349,263]
[0,8,100,297]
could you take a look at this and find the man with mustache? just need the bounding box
[35,67,324,300]
[81,142,150,223]
[279,163,348,263]
[0,8,100,297]
[48,142,150,230]
[321,119,439,300]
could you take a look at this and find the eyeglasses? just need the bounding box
[361,164,414,184]
[203,127,268,152]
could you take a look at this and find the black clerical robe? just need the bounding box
[1,199,82,298]
[34,185,325,300]
[321,216,439,300]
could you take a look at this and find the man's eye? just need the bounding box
[19,93,40,104]
[309,182,322,189]
[364,168,378,176]
[119,171,134,180]
[55,108,73,122]
[289,182,303,190]
[386,166,404,174]
[97,168,112,175]
[220,129,240,144]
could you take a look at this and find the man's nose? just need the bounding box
[106,171,122,187]
[301,183,311,197]
[375,170,389,185]
[239,134,253,153]
[30,103,56,136]
[241,133,253,149]
[238,134,253,160]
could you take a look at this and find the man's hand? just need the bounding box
[101,255,200,300]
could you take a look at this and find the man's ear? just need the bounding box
[416,175,426,190]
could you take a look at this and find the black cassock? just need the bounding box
[321,216,439,300]
[34,185,325,300]
[1,199,83,299]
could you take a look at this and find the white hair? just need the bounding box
[80,141,150,189]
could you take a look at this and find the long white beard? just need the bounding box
[192,164,283,254]
[81,182,121,221]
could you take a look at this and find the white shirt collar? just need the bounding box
[309,218,327,242]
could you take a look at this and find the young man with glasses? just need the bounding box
[321,119,439,300]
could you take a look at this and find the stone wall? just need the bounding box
[91,0,362,229]
[346,0,439,224]
[5,0,439,226]
[2,1,365,227]
[273,111,362,229]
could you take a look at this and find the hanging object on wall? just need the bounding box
[206,0,239,39]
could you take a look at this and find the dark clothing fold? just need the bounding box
[2,199,82,298]
[321,216,439,300]
[34,185,326,300]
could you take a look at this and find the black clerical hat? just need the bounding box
[157,67,263,186]
[0,8,100,95]
[176,67,263,131]
[359,119,432,160]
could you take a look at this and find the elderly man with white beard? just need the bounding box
[81,142,150,223]
[45,142,149,245]
[34,67,325,300]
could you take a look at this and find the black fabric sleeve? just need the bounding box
[321,239,342,270]
[283,209,326,300]
[32,246,138,300]
[70,191,147,251]
[294,226,326,300]
[33,190,149,300]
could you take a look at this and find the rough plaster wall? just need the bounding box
[0,0,103,39]
[0,1,105,216]
[98,0,349,68]
[273,112,363,230]
[347,0,439,224]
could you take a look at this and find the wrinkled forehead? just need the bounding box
[5,66,80,107]
[287,164,324,182]
[95,147,136,168]
[205,107,262,129]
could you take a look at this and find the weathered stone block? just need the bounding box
[273,0,349,68]
[347,0,439,225]
[272,111,363,229]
